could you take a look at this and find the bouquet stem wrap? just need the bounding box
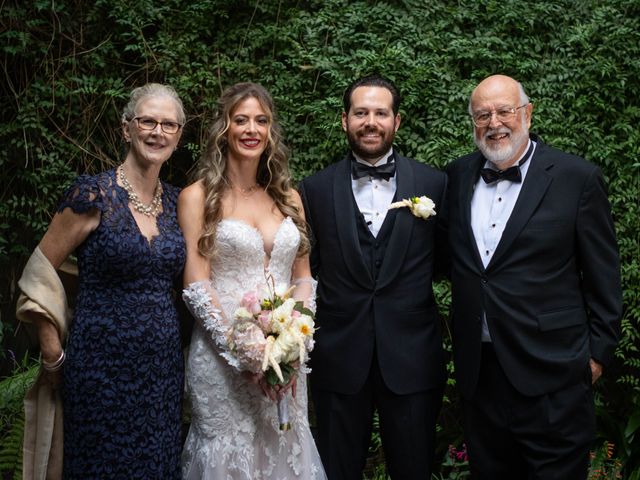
[277,395,290,431]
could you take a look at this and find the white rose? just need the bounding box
[411,196,436,219]
[274,330,300,363]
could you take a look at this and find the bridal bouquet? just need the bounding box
[232,278,316,430]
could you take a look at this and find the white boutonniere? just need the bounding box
[388,196,436,220]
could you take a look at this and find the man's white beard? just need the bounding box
[475,119,529,168]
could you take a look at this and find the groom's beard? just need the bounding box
[346,125,395,163]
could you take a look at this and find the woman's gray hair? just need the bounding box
[121,83,186,124]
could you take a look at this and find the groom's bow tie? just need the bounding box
[480,142,534,184]
[351,158,396,181]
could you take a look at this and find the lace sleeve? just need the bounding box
[57,174,105,214]
[183,280,265,373]
[291,276,317,314]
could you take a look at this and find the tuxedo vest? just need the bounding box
[353,194,397,281]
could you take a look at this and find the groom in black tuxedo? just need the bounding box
[299,75,447,479]
[446,74,622,479]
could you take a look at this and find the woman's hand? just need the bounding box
[242,370,299,401]
[242,371,277,401]
[43,369,63,390]
[274,373,297,400]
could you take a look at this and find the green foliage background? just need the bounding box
[1,0,638,477]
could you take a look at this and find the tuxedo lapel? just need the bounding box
[487,149,554,270]
[461,155,486,272]
[376,154,415,290]
[333,156,374,289]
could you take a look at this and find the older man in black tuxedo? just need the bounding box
[446,74,622,479]
[300,75,448,479]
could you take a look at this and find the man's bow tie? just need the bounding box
[351,159,396,181]
[480,143,534,184]
[480,165,522,184]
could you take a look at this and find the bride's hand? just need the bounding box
[243,371,277,401]
[274,373,298,400]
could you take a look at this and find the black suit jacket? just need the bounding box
[446,135,622,398]
[300,151,448,395]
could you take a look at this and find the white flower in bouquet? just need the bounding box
[270,298,297,333]
[275,330,303,364]
[294,313,315,339]
[234,306,254,321]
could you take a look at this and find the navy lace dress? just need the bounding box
[58,169,185,479]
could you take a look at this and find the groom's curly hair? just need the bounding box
[194,82,309,259]
[342,74,402,115]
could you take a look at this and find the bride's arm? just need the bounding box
[291,257,316,313]
[289,189,317,311]
[178,183,267,375]
[278,190,318,400]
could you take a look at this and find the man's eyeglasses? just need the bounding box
[133,117,183,134]
[471,104,529,127]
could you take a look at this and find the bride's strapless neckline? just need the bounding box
[219,216,293,267]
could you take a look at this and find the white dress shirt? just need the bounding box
[471,140,536,341]
[351,148,397,237]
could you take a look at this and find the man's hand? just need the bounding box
[590,358,603,384]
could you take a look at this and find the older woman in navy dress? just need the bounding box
[29,83,186,478]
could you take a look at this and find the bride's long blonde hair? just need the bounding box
[195,82,309,259]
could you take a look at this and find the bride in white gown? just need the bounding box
[178,82,326,480]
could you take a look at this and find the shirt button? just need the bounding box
[485,250,490,255]
[375,212,380,216]
[491,224,496,228]
[498,197,502,202]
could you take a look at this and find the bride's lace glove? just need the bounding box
[183,280,266,374]
[291,276,317,315]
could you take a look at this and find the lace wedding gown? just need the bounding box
[182,217,327,480]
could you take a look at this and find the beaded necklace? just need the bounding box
[118,165,163,217]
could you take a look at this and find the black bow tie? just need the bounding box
[480,165,522,184]
[480,143,534,184]
[351,158,396,181]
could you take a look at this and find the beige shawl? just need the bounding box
[16,246,71,480]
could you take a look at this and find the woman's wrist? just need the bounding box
[42,349,65,372]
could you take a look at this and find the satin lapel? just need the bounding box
[333,156,374,288]
[487,152,553,270]
[461,154,486,271]
[376,154,415,290]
